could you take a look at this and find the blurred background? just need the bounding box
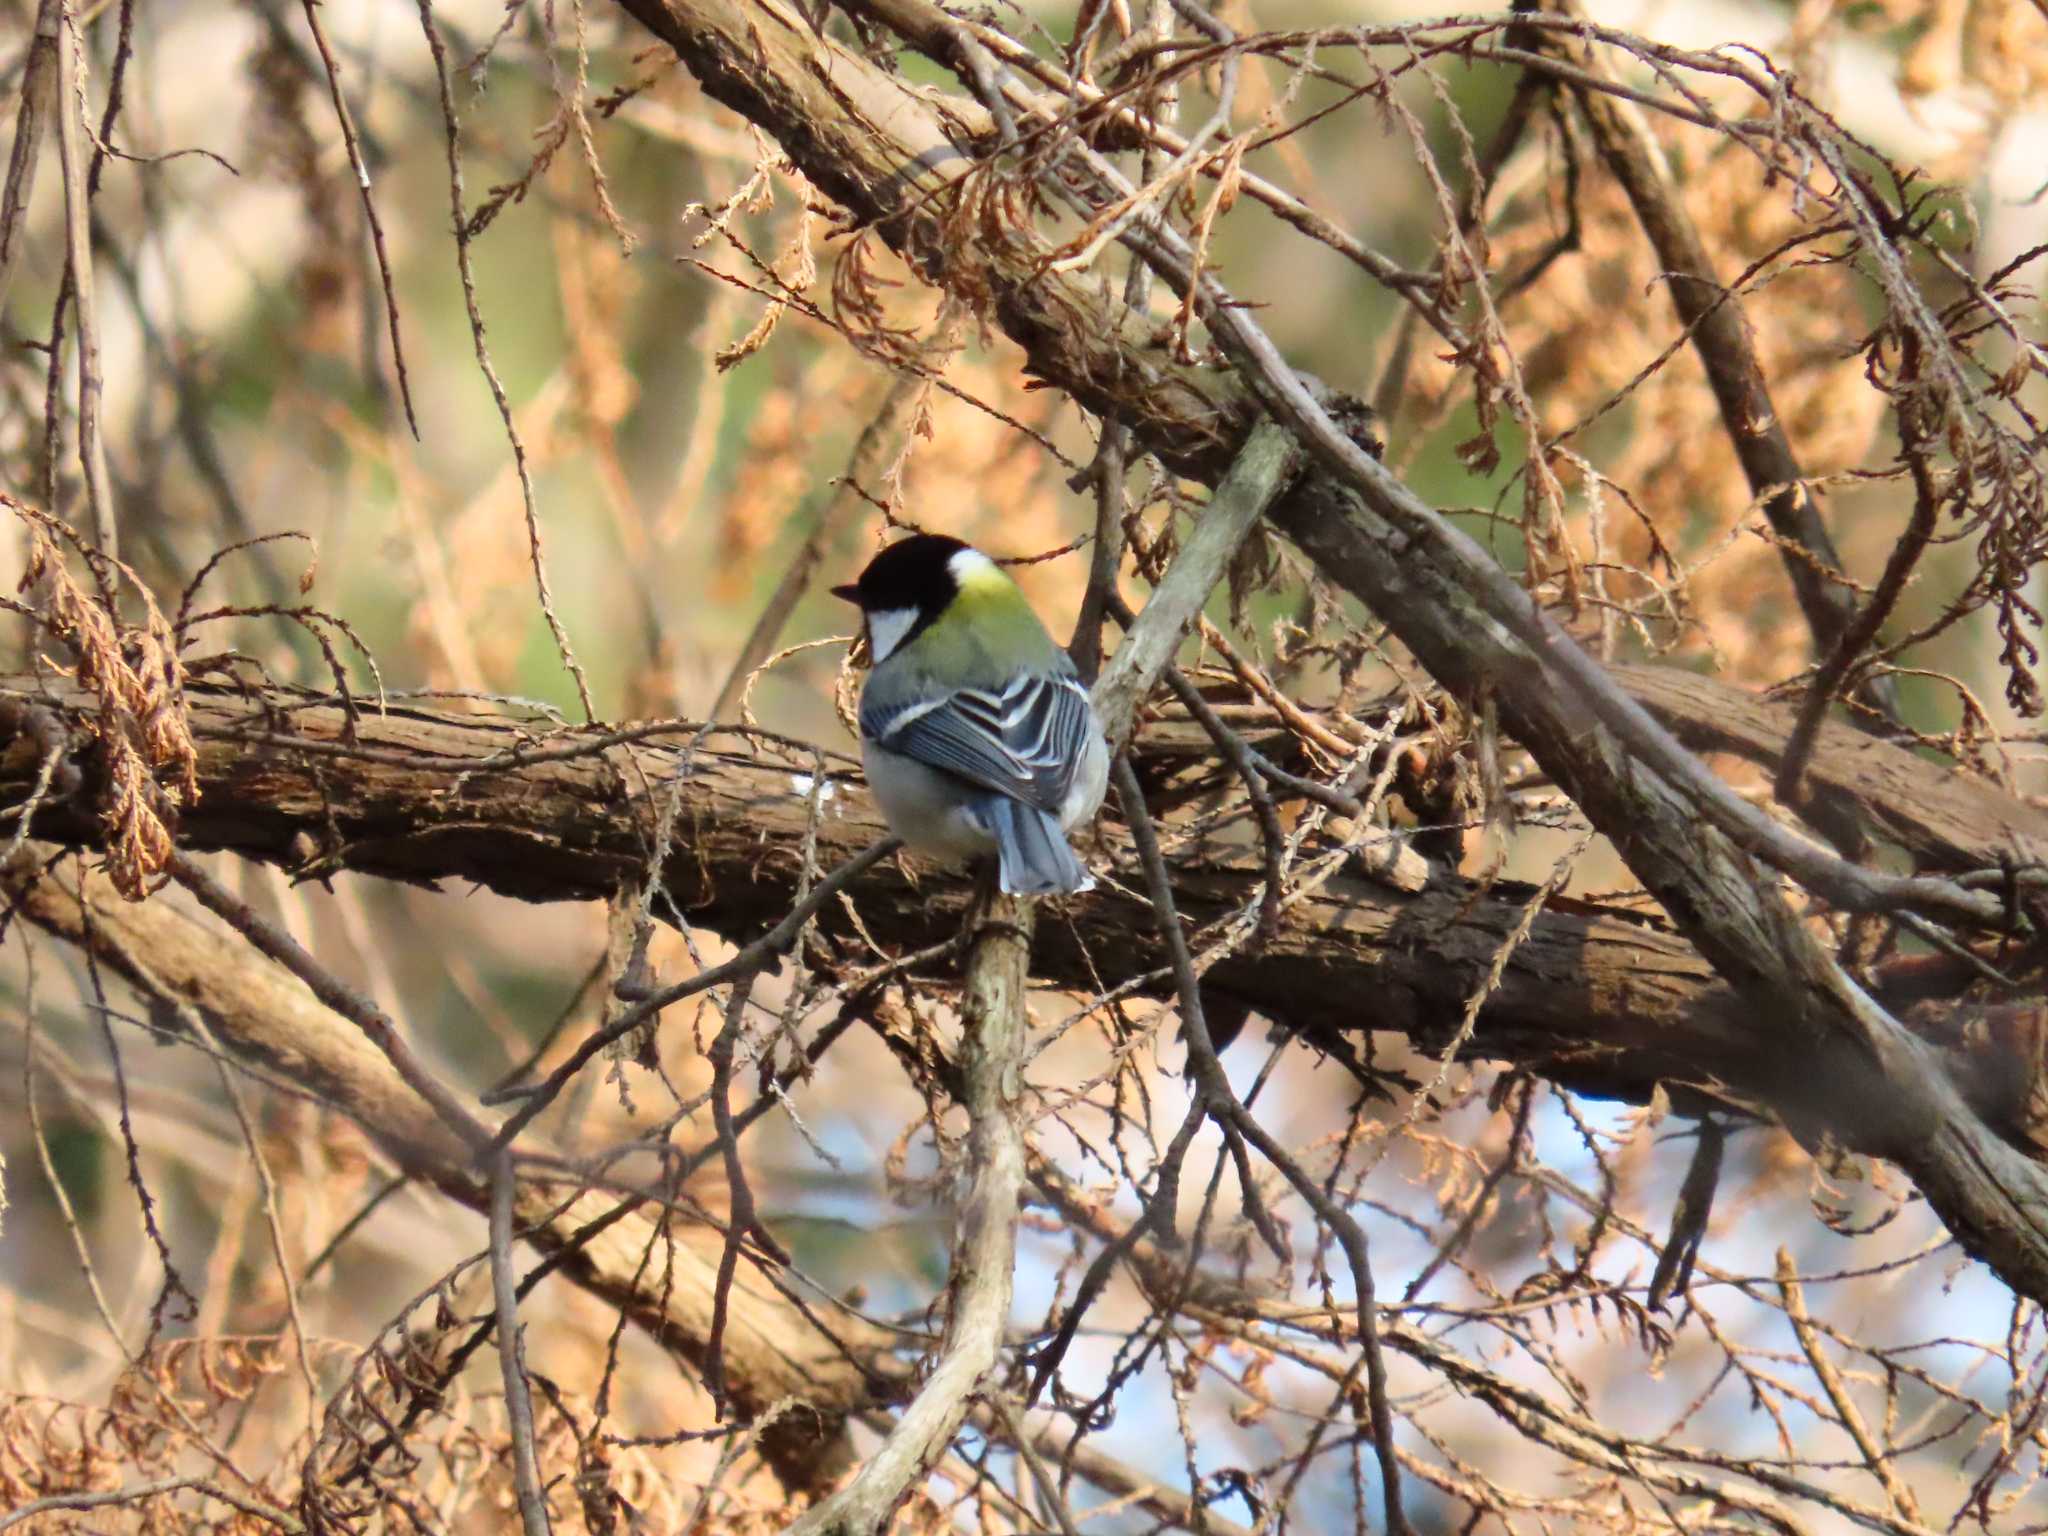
[4,0,2047,1529]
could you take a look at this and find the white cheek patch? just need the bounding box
[867,607,920,664]
[947,547,997,582]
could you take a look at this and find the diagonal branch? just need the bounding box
[0,0,61,323]
[2,851,893,1494]
[10,851,1303,1526]
[1089,419,1299,755]
[53,0,115,556]
[1533,0,1888,711]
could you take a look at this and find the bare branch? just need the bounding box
[0,0,60,320]
[787,889,1034,1535]
[598,0,2048,1296]
[0,1475,304,1535]
[167,851,497,1155]
[1090,419,1299,756]
[4,675,2038,1147]
[4,853,892,1493]
[1535,0,1885,708]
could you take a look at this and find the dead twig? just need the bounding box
[298,0,421,438]
[0,0,60,319]
[167,851,496,1153]
[53,0,115,556]
[0,1476,304,1535]
[1776,382,1946,806]
[1114,754,1412,1536]
[1775,1248,1923,1526]
[413,0,595,720]
[492,1149,556,1536]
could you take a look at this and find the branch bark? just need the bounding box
[0,0,61,323]
[786,891,1033,1536]
[609,0,1252,481]
[1613,662,2048,874]
[1,674,2038,1151]
[12,848,1307,1528]
[1090,419,1299,755]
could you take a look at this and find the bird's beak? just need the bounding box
[830,582,861,604]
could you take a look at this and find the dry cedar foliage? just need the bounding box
[8,498,196,900]
[1479,129,1893,681]
[7,3,2048,1535]
[0,1335,779,1535]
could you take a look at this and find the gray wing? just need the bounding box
[863,672,1097,816]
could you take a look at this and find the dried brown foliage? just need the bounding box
[5,1,2048,1534]
[7,497,193,898]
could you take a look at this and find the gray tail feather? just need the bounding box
[979,797,1094,895]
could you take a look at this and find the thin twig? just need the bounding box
[0,1477,304,1535]
[0,0,61,320]
[1775,1248,1923,1525]
[17,929,257,1490]
[166,979,324,1439]
[987,1400,1084,1536]
[298,0,421,438]
[1114,755,1413,1536]
[1091,419,1299,755]
[1647,1114,1722,1309]
[167,852,496,1152]
[1022,1094,1206,1403]
[488,836,900,1145]
[413,0,595,720]
[54,0,115,556]
[492,1148,555,1536]
[699,973,792,1415]
[1777,391,1945,805]
[0,732,71,869]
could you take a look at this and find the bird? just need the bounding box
[832,533,1109,895]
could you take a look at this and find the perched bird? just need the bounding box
[833,533,1109,895]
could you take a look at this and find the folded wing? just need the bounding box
[864,672,1096,815]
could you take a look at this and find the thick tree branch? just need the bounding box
[609,0,1253,479]
[1,675,2038,1151]
[1613,662,2048,875]
[9,851,1301,1525]
[1219,330,2048,1302]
